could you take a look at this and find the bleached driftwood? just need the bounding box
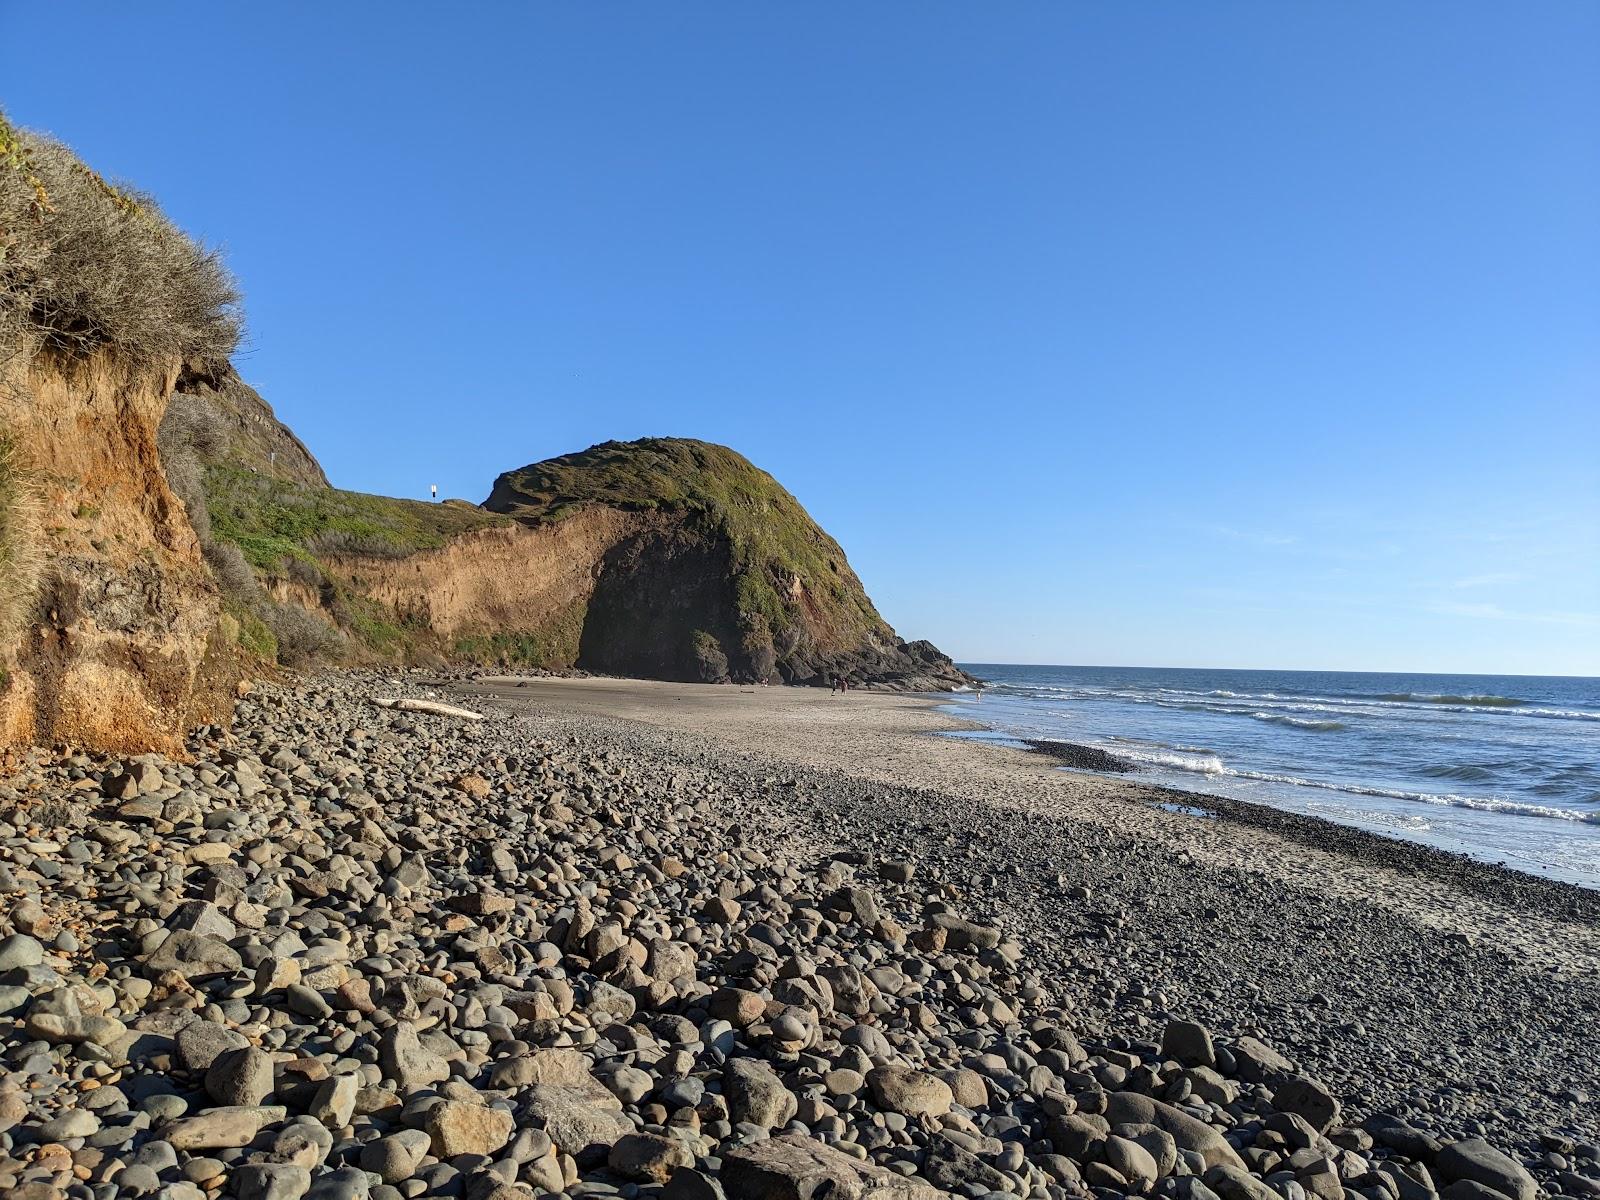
[371,697,486,721]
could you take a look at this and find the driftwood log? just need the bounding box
[370,697,486,721]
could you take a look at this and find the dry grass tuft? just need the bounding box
[0,430,43,641]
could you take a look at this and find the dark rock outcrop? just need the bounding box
[484,438,971,689]
[175,360,329,488]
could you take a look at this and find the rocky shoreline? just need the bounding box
[1010,742,1600,924]
[0,671,1594,1200]
[1018,743,1138,775]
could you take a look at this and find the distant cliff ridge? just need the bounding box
[197,437,971,691]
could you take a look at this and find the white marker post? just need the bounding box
[430,484,438,501]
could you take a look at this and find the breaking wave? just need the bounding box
[995,683,1600,724]
[1249,712,1346,731]
[1523,708,1600,722]
[1376,693,1524,707]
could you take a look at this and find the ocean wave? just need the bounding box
[1106,735,1219,756]
[1115,747,1229,774]
[972,681,1600,730]
[1160,699,1365,725]
[1418,763,1499,783]
[1522,707,1600,722]
[1377,692,1524,707]
[1124,753,1600,825]
[1084,688,1600,724]
[1249,712,1346,731]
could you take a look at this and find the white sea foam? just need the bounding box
[1115,747,1229,774]
[1082,687,1600,725]
[1118,750,1600,825]
[1522,707,1600,722]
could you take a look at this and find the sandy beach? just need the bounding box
[447,673,1600,1143]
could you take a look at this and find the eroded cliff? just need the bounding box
[0,349,238,753]
[0,112,245,753]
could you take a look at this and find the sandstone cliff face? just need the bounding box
[316,507,644,667]
[0,349,237,753]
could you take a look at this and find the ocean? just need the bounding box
[943,664,1600,888]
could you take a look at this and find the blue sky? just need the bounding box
[5,4,1596,674]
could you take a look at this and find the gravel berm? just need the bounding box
[0,669,1592,1200]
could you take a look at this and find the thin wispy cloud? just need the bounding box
[1207,525,1299,547]
[1428,601,1599,627]
[1451,572,1524,589]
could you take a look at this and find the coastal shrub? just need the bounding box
[0,430,43,639]
[156,401,349,669]
[691,629,729,682]
[0,112,240,363]
[156,391,265,607]
[226,601,278,662]
[205,540,262,606]
[270,604,341,666]
[280,553,328,596]
[305,529,415,560]
[332,595,408,655]
[157,392,227,547]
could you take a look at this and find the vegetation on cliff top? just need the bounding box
[486,438,896,651]
[204,466,510,571]
[195,466,515,663]
[0,111,239,364]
